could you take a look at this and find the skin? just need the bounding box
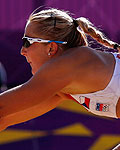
[0,21,119,131]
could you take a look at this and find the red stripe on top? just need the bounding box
[85,97,90,108]
[65,93,81,104]
[65,94,89,112]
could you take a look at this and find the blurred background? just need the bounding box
[0,0,120,150]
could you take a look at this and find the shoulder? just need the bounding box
[62,46,100,65]
[69,46,111,64]
[64,46,98,59]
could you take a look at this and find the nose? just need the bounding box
[20,47,27,56]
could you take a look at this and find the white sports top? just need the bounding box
[70,53,120,118]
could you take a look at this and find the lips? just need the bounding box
[27,60,32,65]
[26,57,31,63]
[27,60,31,64]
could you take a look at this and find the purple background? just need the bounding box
[0,0,120,150]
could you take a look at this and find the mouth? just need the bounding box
[26,58,31,64]
[27,61,31,64]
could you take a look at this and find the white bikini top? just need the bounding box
[69,53,120,118]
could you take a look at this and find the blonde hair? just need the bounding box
[76,17,120,50]
[27,8,120,51]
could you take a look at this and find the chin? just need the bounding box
[32,70,36,75]
[31,65,42,75]
[31,71,34,75]
[31,68,38,75]
[31,68,35,75]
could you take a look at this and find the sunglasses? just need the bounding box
[22,36,67,48]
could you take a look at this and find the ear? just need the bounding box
[47,42,58,56]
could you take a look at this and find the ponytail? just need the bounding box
[76,17,120,52]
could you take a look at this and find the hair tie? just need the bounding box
[73,19,79,27]
[114,44,119,50]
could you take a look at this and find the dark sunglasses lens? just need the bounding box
[22,38,31,48]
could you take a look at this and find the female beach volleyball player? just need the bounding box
[0,8,120,131]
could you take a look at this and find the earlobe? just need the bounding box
[48,42,58,56]
[48,52,51,56]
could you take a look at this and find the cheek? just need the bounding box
[30,52,47,66]
[28,44,49,63]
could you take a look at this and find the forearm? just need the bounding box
[0,79,53,118]
[0,94,64,131]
